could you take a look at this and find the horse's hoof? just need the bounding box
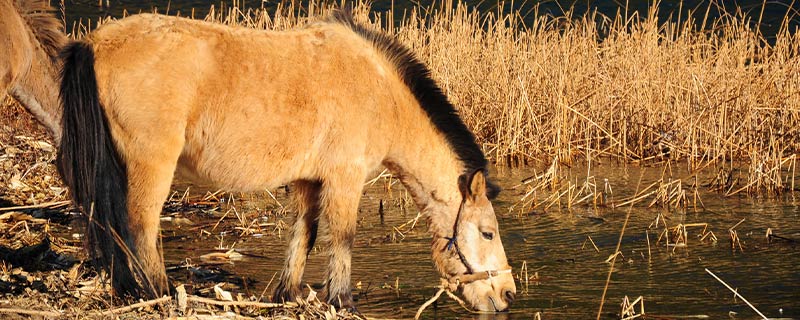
[272,285,302,303]
[346,305,362,316]
[328,293,356,312]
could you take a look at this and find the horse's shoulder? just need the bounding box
[298,22,381,52]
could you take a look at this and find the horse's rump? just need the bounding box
[57,41,157,296]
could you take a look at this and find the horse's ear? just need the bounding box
[459,169,499,200]
[469,170,487,199]
[459,169,487,200]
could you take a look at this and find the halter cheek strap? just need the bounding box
[445,199,475,274]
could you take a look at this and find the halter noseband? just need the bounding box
[443,195,512,288]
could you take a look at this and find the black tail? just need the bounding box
[57,41,154,298]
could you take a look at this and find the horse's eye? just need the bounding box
[481,231,494,240]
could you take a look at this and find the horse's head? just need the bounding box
[432,169,516,312]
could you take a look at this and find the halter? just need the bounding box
[443,195,512,290]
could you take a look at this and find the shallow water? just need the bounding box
[162,165,800,319]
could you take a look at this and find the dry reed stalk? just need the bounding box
[729,218,746,252]
[620,295,645,320]
[512,158,611,212]
[0,200,70,212]
[597,172,642,319]
[394,211,423,234]
[582,235,600,252]
[654,222,714,251]
[705,268,768,319]
[519,260,529,294]
[0,308,61,317]
[766,227,797,243]
[97,295,171,316]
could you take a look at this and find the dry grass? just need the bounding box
[0,201,362,319]
[0,98,64,205]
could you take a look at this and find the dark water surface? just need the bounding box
[62,0,800,41]
[163,165,800,319]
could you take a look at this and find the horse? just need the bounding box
[0,0,64,142]
[57,10,517,312]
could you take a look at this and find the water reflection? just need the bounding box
[163,165,800,319]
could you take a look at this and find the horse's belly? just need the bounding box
[176,142,312,192]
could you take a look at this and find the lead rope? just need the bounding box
[414,269,514,319]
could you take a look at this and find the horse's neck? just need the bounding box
[9,30,63,142]
[2,0,65,143]
[383,109,464,231]
[9,15,66,142]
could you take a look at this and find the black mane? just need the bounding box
[329,11,499,199]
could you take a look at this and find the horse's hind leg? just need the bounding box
[319,172,365,310]
[124,142,183,296]
[273,180,322,303]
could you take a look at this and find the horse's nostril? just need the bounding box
[503,289,516,304]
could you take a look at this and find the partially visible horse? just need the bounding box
[58,11,517,311]
[0,0,64,141]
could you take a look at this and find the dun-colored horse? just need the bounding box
[55,9,516,312]
[0,0,64,141]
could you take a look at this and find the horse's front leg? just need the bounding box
[319,172,365,310]
[273,180,322,303]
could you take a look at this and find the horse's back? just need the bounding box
[88,14,401,191]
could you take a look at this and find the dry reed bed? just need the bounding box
[402,2,800,193]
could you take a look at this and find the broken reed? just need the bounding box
[67,1,800,199]
[510,158,709,213]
